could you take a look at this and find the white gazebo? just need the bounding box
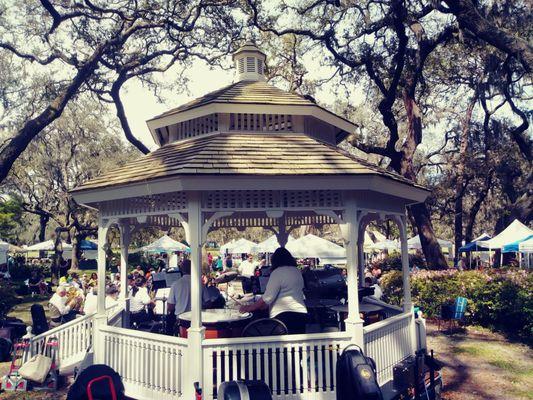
[29,42,430,400]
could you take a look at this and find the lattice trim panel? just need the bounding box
[202,190,344,211]
[210,212,338,229]
[229,113,292,132]
[100,192,187,218]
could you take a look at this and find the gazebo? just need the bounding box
[29,42,430,400]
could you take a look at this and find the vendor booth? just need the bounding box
[28,43,431,400]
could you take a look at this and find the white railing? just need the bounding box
[29,313,94,369]
[99,325,188,400]
[362,298,404,318]
[363,312,414,385]
[202,332,352,400]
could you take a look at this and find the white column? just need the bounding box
[185,191,205,398]
[343,197,364,345]
[94,220,109,364]
[119,221,130,328]
[398,215,412,311]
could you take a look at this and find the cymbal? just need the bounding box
[215,271,238,284]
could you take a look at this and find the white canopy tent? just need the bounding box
[369,239,400,252]
[286,234,346,265]
[219,238,257,254]
[24,239,72,252]
[134,235,190,253]
[477,219,533,249]
[229,239,259,255]
[253,234,295,253]
[408,236,452,250]
[519,238,533,268]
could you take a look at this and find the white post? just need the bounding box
[342,197,364,345]
[119,221,130,328]
[398,215,412,311]
[94,220,109,364]
[185,191,205,398]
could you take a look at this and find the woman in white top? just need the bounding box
[129,277,153,326]
[239,247,307,334]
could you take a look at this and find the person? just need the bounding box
[239,247,307,334]
[28,270,46,296]
[83,286,98,315]
[105,286,119,309]
[129,277,154,326]
[238,254,257,292]
[49,286,79,324]
[364,277,383,301]
[89,272,98,287]
[224,254,233,270]
[215,256,223,272]
[202,277,225,309]
[207,252,213,268]
[59,259,69,278]
[166,260,192,335]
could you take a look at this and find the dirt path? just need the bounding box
[426,321,532,400]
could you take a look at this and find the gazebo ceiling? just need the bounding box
[71,133,426,195]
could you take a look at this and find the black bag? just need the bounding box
[336,345,383,400]
[31,304,49,335]
[67,364,125,400]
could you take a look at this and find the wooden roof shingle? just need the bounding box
[149,81,318,120]
[71,134,422,193]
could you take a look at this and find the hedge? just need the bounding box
[380,268,533,344]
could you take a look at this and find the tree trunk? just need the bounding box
[402,89,449,269]
[39,214,49,243]
[70,233,80,271]
[464,173,492,243]
[454,98,476,263]
[410,202,449,269]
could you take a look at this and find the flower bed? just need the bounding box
[381,268,533,344]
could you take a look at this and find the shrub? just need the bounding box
[9,264,34,281]
[375,253,426,272]
[381,268,533,344]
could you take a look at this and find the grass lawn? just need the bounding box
[426,321,533,400]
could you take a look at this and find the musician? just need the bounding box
[166,260,191,334]
[239,247,307,334]
[49,286,80,324]
[105,285,119,308]
[238,254,257,293]
[129,277,154,325]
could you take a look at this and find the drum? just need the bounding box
[178,310,252,339]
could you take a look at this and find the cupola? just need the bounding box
[232,41,266,82]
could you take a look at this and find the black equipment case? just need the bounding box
[336,345,383,400]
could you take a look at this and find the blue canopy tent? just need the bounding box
[502,234,533,253]
[458,234,491,253]
[79,240,98,250]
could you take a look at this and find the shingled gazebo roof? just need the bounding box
[71,134,424,193]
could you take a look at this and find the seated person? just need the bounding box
[49,286,80,325]
[364,277,383,301]
[83,286,98,315]
[105,285,119,309]
[239,247,308,334]
[202,278,225,309]
[129,277,154,326]
[28,270,47,296]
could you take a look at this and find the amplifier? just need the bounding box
[393,356,424,392]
